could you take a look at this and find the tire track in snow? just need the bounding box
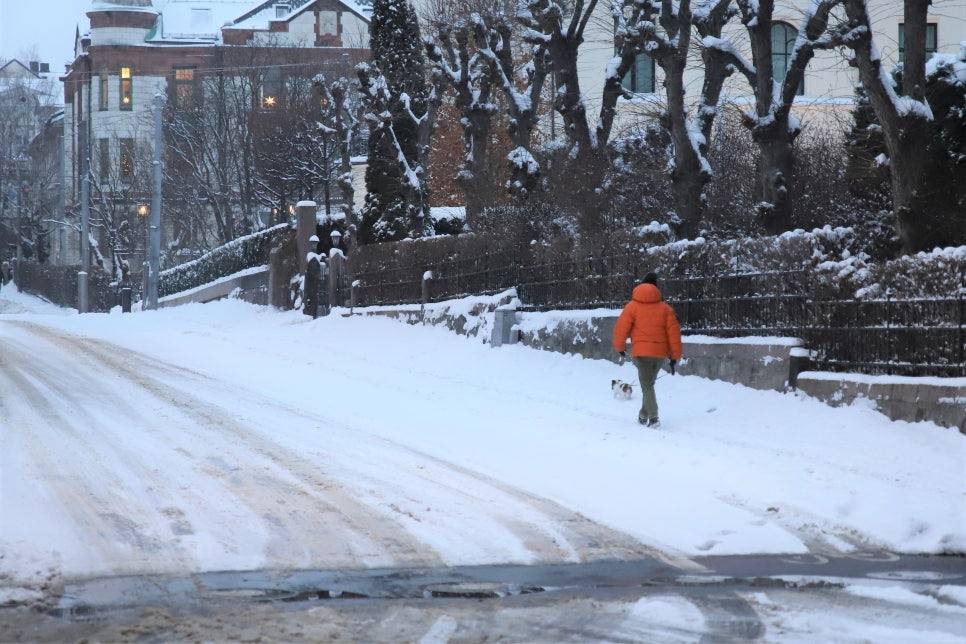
[75,329,686,567]
[0,340,197,576]
[8,321,444,570]
[8,321,694,570]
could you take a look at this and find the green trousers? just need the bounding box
[633,357,665,420]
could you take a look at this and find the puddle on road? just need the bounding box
[6,553,963,621]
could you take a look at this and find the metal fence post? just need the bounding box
[421,270,432,323]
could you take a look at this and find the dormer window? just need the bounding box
[276,3,290,18]
[191,7,212,31]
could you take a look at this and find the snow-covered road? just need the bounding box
[1,293,964,586]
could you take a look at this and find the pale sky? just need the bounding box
[0,0,91,73]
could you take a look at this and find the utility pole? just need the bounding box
[145,93,163,310]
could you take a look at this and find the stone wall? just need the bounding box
[158,266,268,308]
[513,311,802,391]
[797,373,966,432]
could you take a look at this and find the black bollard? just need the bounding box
[120,287,132,313]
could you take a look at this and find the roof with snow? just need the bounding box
[0,59,40,80]
[149,0,259,43]
[228,0,370,31]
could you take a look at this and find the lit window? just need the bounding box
[174,67,196,107]
[898,23,938,64]
[261,67,282,109]
[120,66,133,110]
[771,22,804,96]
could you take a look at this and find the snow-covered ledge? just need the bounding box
[513,310,803,391]
[796,372,966,433]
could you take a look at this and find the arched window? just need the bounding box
[771,22,804,96]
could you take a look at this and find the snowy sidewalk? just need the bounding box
[0,284,73,316]
[1,300,963,585]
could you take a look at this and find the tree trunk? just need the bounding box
[754,121,795,235]
[843,0,937,253]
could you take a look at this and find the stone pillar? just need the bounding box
[328,249,345,309]
[295,201,317,274]
[491,306,519,347]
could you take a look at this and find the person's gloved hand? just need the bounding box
[618,350,626,358]
[669,359,677,375]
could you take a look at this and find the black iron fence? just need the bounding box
[348,254,964,377]
[11,261,118,312]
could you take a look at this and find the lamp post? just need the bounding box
[145,93,163,310]
[330,229,342,251]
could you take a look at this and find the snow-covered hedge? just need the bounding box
[349,226,963,304]
[159,224,290,298]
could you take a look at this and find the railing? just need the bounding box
[11,261,116,312]
[347,253,964,377]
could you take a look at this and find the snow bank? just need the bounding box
[0,284,74,315]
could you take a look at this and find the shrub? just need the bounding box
[159,223,290,297]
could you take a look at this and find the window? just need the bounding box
[98,138,110,183]
[898,23,938,63]
[622,53,655,94]
[119,66,133,110]
[174,67,196,107]
[261,67,282,109]
[98,72,109,111]
[771,22,804,96]
[119,138,135,180]
[191,8,212,30]
[276,3,291,18]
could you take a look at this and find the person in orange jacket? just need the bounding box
[612,273,682,427]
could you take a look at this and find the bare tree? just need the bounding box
[708,0,845,233]
[471,14,549,200]
[619,0,736,237]
[425,22,497,224]
[321,77,366,234]
[839,0,963,252]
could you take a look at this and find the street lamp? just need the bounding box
[137,203,149,219]
[330,229,342,248]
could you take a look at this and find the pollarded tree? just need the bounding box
[424,22,497,224]
[318,77,366,235]
[470,13,549,201]
[623,0,736,237]
[840,0,965,252]
[706,0,848,234]
[361,0,434,242]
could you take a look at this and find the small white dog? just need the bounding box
[611,379,634,400]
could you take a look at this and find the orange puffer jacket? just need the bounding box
[612,283,683,360]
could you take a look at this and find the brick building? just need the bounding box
[57,0,370,267]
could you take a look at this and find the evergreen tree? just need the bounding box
[360,0,431,242]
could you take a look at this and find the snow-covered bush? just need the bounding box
[159,224,290,297]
